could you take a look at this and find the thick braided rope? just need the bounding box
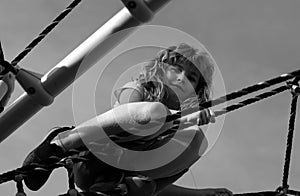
[167,85,290,123]
[214,85,289,117]
[281,88,299,189]
[10,0,82,66]
[200,69,300,110]
[0,88,292,183]
[166,86,289,134]
[166,70,300,122]
[287,189,300,196]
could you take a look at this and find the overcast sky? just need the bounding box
[0,0,300,195]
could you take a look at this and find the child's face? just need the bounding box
[164,62,201,102]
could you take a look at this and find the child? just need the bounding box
[22,43,232,196]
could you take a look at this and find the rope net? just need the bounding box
[0,74,299,196]
[10,0,82,67]
[0,0,300,195]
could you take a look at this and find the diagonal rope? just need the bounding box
[281,79,300,189]
[282,94,298,189]
[200,69,300,110]
[166,70,300,123]
[0,85,299,195]
[166,85,290,123]
[166,85,290,135]
[214,85,289,117]
[0,71,299,193]
[10,0,82,67]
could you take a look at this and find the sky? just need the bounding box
[1,0,300,195]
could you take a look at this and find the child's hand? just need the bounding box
[177,109,215,126]
[197,108,216,125]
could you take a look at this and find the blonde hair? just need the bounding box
[137,43,215,105]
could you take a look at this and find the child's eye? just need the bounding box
[187,76,197,83]
[169,65,182,73]
[187,76,195,81]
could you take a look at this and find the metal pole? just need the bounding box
[0,0,171,143]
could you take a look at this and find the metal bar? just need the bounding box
[0,0,171,143]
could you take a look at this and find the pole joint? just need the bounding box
[286,77,300,96]
[16,69,54,106]
[121,0,153,23]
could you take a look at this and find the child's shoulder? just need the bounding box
[114,81,145,106]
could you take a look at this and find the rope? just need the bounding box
[214,85,288,117]
[64,159,80,196]
[0,71,298,193]
[0,151,121,195]
[0,151,88,185]
[0,86,298,195]
[166,69,300,122]
[166,85,290,123]
[287,189,300,196]
[281,78,300,190]
[198,69,300,110]
[234,189,300,196]
[218,79,300,196]
[15,175,26,196]
[10,0,82,67]
[3,0,295,195]
[282,94,298,189]
[234,191,280,196]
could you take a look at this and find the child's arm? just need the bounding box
[53,88,214,151]
[118,88,215,127]
[54,101,175,151]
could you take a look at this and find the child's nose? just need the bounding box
[176,71,186,82]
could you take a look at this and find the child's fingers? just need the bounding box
[177,109,216,126]
[198,110,208,125]
[197,109,215,125]
[209,109,216,123]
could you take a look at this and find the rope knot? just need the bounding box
[286,78,300,96]
[14,174,26,196]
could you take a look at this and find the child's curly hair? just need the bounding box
[137,43,215,106]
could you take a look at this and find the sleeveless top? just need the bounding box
[74,81,207,191]
[112,81,207,179]
[113,81,145,107]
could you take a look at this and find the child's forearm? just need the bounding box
[52,102,174,151]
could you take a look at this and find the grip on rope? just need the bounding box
[15,175,26,196]
[121,0,153,23]
[16,68,54,106]
[65,158,79,196]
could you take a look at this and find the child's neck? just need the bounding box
[162,86,181,110]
